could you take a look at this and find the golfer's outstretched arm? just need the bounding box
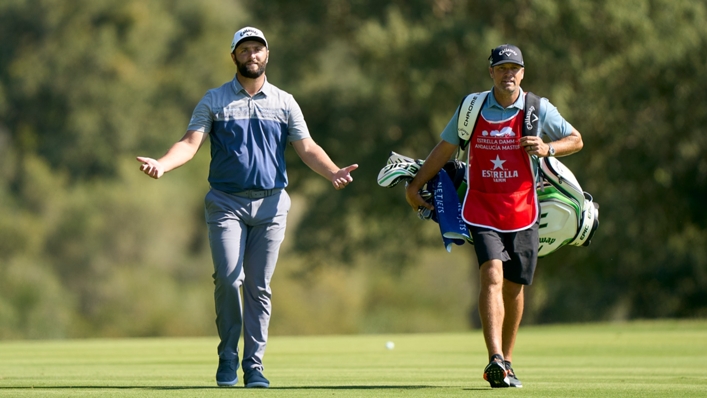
[136,130,207,179]
[405,140,459,211]
[292,138,358,190]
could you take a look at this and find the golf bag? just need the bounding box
[454,90,599,256]
[377,90,599,257]
[535,156,599,257]
[378,153,600,258]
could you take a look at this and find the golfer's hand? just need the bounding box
[520,136,551,157]
[332,164,358,189]
[136,156,165,179]
[405,182,433,212]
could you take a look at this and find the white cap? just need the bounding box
[230,27,268,53]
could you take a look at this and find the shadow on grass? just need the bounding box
[0,385,489,391]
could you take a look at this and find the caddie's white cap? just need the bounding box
[230,27,268,53]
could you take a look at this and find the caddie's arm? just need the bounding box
[520,128,583,158]
[549,128,583,157]
[136,130,207,179]
[405,140,458,211]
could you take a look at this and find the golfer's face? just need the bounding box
[232,40,268,77]
[490,63,524,95]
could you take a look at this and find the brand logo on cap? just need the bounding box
[489,44,523,66]
[499,48,518,57]
[231,27,268,52]
[240,28,260,39]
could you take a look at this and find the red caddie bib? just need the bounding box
[462,110,538,232]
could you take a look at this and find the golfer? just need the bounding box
[136,26,357,388]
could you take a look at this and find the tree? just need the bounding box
[247,0,707,320]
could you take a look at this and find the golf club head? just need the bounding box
[387,151,421,165]
[377,161,420,188]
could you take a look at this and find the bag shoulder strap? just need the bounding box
[456,91,541,158]
[522,91,541,137]
[457,91,540,144]
[456,91,489,150]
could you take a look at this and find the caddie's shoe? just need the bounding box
[483,354,510,388]
[244,368,270,388]
[215,358,238,387]
[504,360,523,388]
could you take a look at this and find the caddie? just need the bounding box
[404,44,583,388]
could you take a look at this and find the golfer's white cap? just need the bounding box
[230,27,268,53]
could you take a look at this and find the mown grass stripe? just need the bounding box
[0,320,705,397]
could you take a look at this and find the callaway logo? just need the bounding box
[240,29,260,38]
[524,105,538,131]
[499,48,518,57]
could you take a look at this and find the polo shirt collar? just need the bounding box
[488,87,525,110]
[232,74,271,97]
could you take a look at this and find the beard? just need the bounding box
[236,59,267,79]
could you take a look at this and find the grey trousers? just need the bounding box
[204,188,290,372]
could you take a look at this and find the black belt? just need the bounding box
[230,189,282,199]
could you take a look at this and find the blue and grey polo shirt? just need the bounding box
[187,75,310,193]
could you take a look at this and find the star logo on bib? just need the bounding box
[491,155,506,170]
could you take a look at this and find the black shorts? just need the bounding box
[469,222,539,285]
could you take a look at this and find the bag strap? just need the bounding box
[522,92,541,137]
[456,91,542,161]
[521,92,543,185]
[456,91,489,150]
[457,90,540,143]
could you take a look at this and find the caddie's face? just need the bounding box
[489,63,524,95]
[231,40,269,78]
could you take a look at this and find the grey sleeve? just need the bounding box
[539,98,574,141]
[287,95,311,142]
[186,92,214,133]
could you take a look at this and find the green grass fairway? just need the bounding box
[0,320,705,397]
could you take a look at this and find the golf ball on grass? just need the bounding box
[385,341,395,350]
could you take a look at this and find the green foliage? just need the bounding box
[528,0,707,322]
[0,0,240,180]
[0,0,706,338]
[0,0,243,337]
[250,0,707,321]
[269,247,474,336]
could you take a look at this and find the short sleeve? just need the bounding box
[187,91,215,133]
[440,104,462,145]
[539,98,574,141]
[286,95,311,142]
